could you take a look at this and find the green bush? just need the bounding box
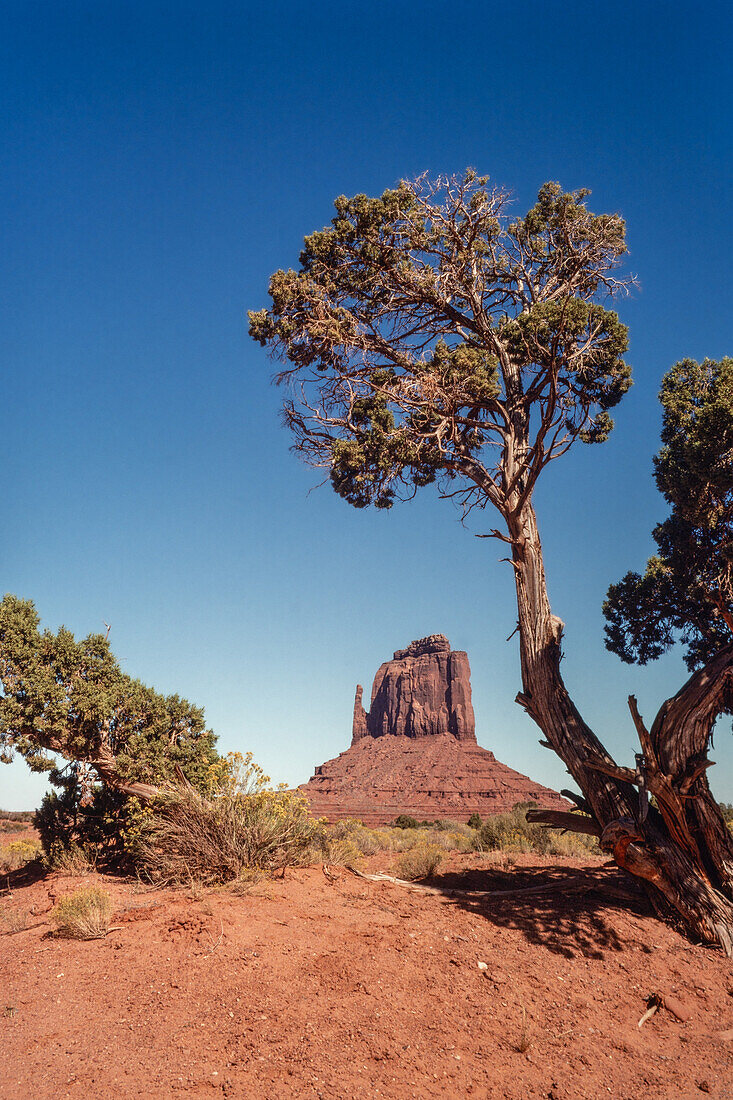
[44,841,97,874]
[392,814,419,829]
[393,844,444,880]
[50,886,112,939]
[0,595,220,868]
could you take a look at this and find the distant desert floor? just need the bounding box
[2,844,733,1099]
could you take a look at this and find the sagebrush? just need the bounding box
[137,753,326,885]
[393,843,444,880]
[50,886,112,939]
[0,838,42,873]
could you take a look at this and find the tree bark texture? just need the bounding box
[506,501,733,954]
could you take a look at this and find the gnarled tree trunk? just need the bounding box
[507,501,733,954]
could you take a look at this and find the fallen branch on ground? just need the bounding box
[325,864,637,902]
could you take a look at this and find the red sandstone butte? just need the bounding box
[299,634,566,824]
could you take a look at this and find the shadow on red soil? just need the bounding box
[434,863,651,960]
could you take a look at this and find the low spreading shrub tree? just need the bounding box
[0,595,219,863]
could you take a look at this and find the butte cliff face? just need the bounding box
[351,634,475,743]
[299,635,566,824]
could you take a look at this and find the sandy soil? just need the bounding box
[1,849,732,1100]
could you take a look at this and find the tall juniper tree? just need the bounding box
[250,172,733,951]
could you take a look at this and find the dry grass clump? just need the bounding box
[393,843,444,880]
[137,754,326,886]
[0,907,30,933]
[0,838,42,873]
[45,842,97,875]
[326,820,473,859]
[50,887,113,939]
[326,837,364,867]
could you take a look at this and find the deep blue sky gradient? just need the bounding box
[2,0,732,808]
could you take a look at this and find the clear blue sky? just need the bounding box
[1,0,732,809]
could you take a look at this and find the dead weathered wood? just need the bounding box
[504,499,733,953]
[561,789,594,815]
[525,808,600,836]
[638,997,660,1028]
[339,865,619,901]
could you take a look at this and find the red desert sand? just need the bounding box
[2,844,732,1099]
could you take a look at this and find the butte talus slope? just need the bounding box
[299,635,566,824]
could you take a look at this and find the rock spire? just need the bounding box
[351,634,476,744]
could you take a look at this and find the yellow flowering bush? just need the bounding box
[0,838,42,872]
[136,752,327,885]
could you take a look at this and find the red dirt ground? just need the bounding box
[2,849,732,1099]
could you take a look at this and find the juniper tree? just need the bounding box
[250,172,733,951]
[0,594,218,857]
[604,357,733,918]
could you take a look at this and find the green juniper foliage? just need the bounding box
[0,594,218,859]
[604,358,733,670]
[250,173,631,518]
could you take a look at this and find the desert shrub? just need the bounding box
[0,907,30,932]
[474,803,599,856]
[328,819,369,848]
[0,596,220,868]
[50,886,112,939]
[435,829,474,853]
[323,821,477,858]
[0,838,42,873]
[136,753,326,885]
[351,827,384,856]
[393,843,444,880]
[392,814,419,829]
[0,810,34,822]
[370,828,396,851]
[326,821,382,856]
[482,850,517,871]
[325,837,364,866]
[467,812,483,830]
[545,829,600,857]
[44,841,97,874]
